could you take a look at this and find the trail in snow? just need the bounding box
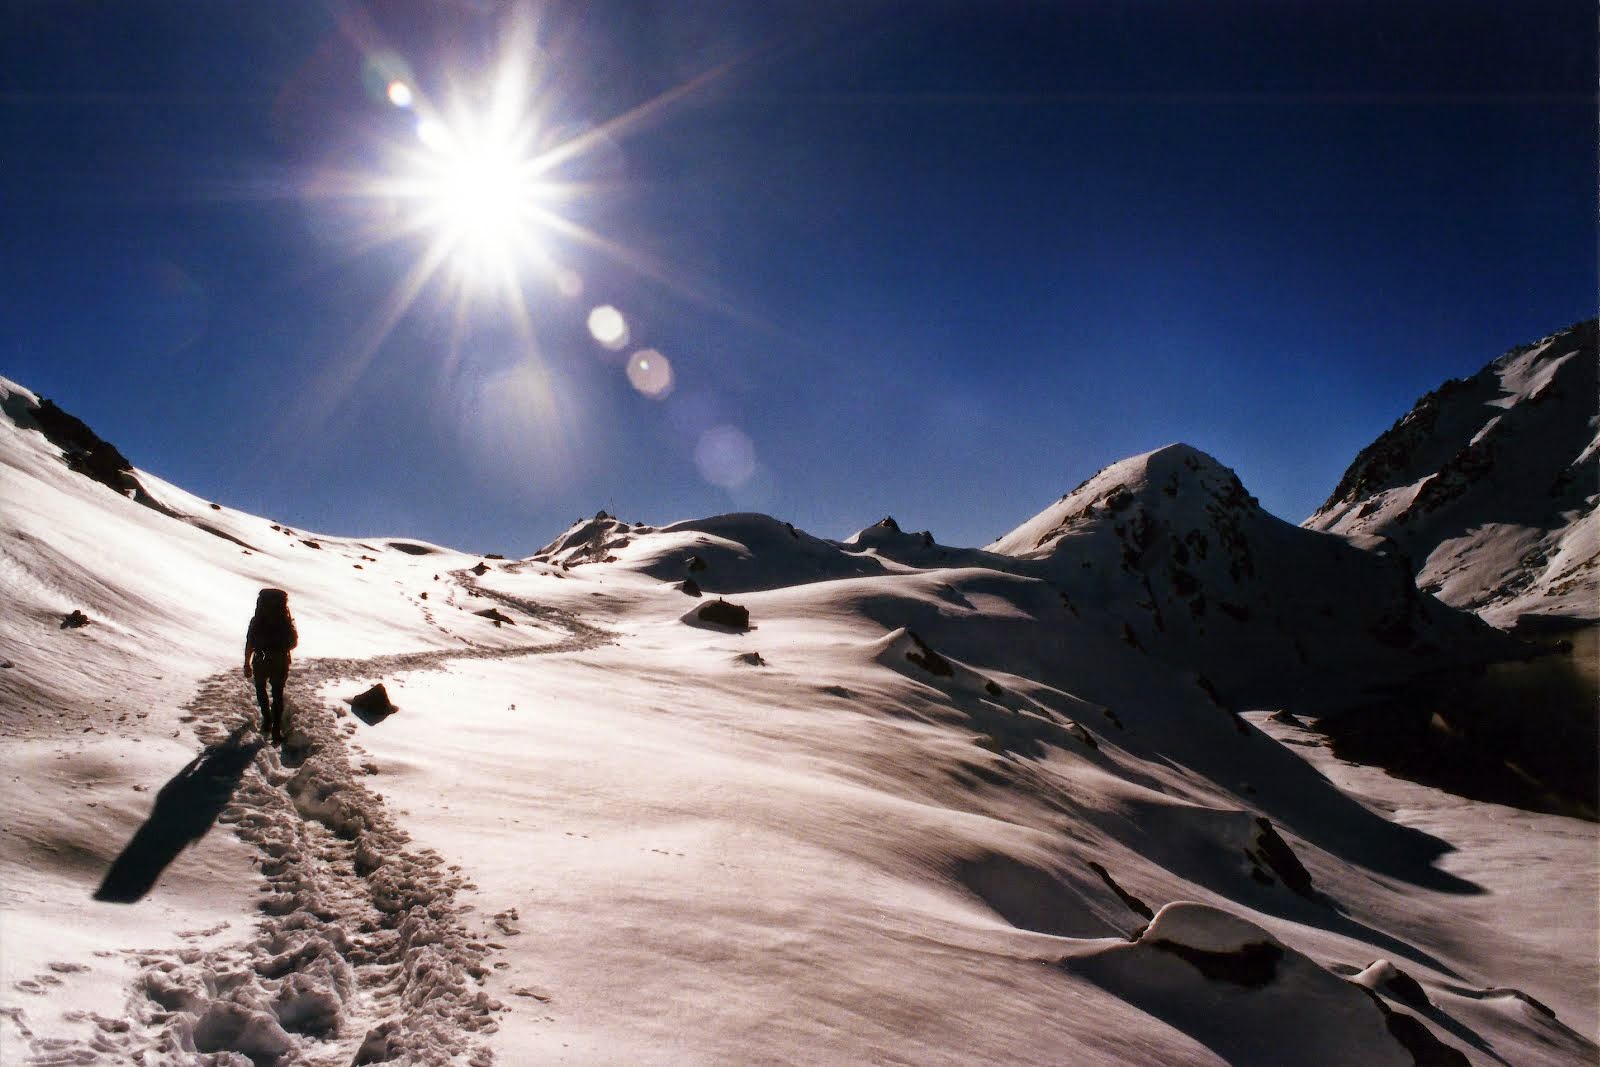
[26,573,608,1066]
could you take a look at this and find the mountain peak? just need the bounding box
[1305,318,1598,630]
[985,443,1257,559]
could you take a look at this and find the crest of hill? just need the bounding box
[530,443,1511,712]
[983,443,1512,707]
[1305,319,1598,631]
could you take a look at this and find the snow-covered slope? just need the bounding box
[2,377,1593,1066]
[1306,319,1599,632]
[984,443,1513,710]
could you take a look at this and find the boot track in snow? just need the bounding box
[26,574,609,1066]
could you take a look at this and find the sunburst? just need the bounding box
[290,3,744,435]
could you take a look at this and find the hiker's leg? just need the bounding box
[269,669,288,738]
[253,671,270,727]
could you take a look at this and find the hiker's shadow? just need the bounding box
[94,727,262,903]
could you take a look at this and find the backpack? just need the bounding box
[250,588,298,653]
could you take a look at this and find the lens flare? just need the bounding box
[695,425,756,489]
[625,348,673,398]
[586,305,629,350]
[283,0,754,443]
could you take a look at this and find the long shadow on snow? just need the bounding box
[95,727,262,903]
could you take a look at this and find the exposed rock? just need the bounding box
[474,608,515,627]
[684,555,707,573]
[470,562,491,576]
[695,599,749,630]
[348,684,397,724]
[1087,861,1154,921]
[1249,817,1315,899]
[678,577,702,597]
[903,631,953,677]
[60,610,90,630]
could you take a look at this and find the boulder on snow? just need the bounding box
[679,577,702,597]
[694,598,750,630]
[349,684,397,725]
[60,609,90,629]
[470,561,491,576]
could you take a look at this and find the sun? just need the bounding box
[288,2,750,439]
[407,111,548,281]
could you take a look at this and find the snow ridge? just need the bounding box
[1306,319,1598,630]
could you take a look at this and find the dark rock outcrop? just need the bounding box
[695,599,750,630]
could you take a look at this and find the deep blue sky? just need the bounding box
[3,1,1593,553]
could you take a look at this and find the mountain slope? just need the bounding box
[1306,320,1599,632]
[1,377,1592,1067]
[984,443,1512,710]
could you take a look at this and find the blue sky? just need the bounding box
[3,1,1593,553]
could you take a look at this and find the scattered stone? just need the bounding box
[300,539,322,550]
[0,658,13,669]
[60,610,90,630]
[735,651,765,666]
[695,599,750,630]
[474,608,515,627]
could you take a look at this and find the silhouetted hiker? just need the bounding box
[244,588,298,743]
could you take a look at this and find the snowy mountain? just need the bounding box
[1306,319,1599,633]
[2,375,1594,1066]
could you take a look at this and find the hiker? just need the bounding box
[244,588,298,743]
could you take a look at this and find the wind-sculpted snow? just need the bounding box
[3,370,1595,1066]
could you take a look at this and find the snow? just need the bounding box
[1306,319,1599,631]
[2,373,1595,1065]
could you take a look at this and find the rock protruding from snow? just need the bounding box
[1307,319,1598,631]
[693,598,751,630]
[530,511,633,568]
